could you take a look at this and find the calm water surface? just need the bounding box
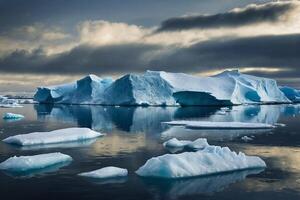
[0,104,299,200]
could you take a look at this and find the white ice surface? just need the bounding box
[3,127,104,146]
[78,166,128,179]
[164,121,275,129]
[163,138,209,150]
[0,152,72,171]
[136,145,266,178]
[33,70,291,105]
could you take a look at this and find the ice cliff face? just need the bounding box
[34,70,293,106]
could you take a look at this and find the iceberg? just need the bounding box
[163,138,208,150]
[3,112,24,120]
[136,145,266,178]
[0,95,22,108]
[3,127,104,146]
[0,152,72,172]
[34,74,113,104]
[164,121,275,129]
[33,70,291,106]
[279,86,300,102]
[78,166,128,179]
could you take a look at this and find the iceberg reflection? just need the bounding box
[34,104,300,135]
[1,160,71,179]
[143,169,264,199]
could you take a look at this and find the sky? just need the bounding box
[0,0,300,92]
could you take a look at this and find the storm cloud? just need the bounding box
[0,33,300,78]
[156,2,296,32]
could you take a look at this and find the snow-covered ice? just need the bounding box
[136,144,266,178]
[3,113,24,120]
[33,70,292,106]
[164,121,275,129]
[163,138,209,150]
[3,127,104,146]
[78,166,128,179]
[0,152,72,172]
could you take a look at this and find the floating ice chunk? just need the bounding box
[163,138,191,148]
[164,121,275,129]
[136,145,266,178]
[163,138,208,150]
[3,127,104,146]
[241,136,253,142]
[0,96,22,108]
[186,138,209,150]
[0,152,72,172]
[78,166,128,179]
[3,113,24,120]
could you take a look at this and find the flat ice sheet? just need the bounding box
[3,127,104,146]
[164,121,275,129]
[0,152,72,172]
[78,166,128,179]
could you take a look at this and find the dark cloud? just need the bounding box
[0,34,300,78]
[156,2,295,32]
[0,43,161,74]
[148,33,300,77]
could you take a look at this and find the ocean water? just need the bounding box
[0,104,299,200]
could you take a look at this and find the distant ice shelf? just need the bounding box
[3,127,104,146]
[78,166,128,179]
[136,142,266,178]
[0,152,72,172]
[0,96,22,108]
[163,121,275,129]
[33,70,294,106]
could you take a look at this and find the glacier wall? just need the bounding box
[34,70,294,106]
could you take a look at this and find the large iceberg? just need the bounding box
[0,152,72,172]
[136,144,266,178]
[3,127,104,146]
[164,121,275,129]
[78,166,128,179]
[34,70,292,106]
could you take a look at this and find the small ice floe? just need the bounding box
[274,123,286,127]
[0,152,72,173]
[163,138,209,152]
[3,113,24,120]
[163,121,275,129]
[241,136,253,142]
[3,127,104,146]
[136,144,266,179]
[78,166,128,179]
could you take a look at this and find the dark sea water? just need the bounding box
[0,104,300,200]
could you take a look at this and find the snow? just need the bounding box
[3,127,104,146]
[163,138,209,150]
[136,144,266,178]
[0,96,22,108]
[3,113,24,120]
[33,70,291,106]
[78,166,128,179]
[0,152,72,172]
[164,121,275,129]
